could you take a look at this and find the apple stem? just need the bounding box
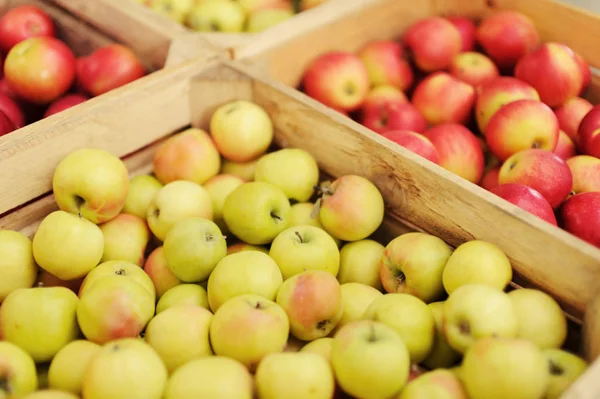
[310,198,322,220]
[270,212,283,222]
[295,231,304,243]
[367,324,378,342]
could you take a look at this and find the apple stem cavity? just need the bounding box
[205,233,214,242]
[270,211,283,223]
[396,271,406,286]
[316,320,329,331]
[74,195,85,217]
[0,376,11,395]
[459,320,471,335]
[367,324,378,343]
[549,360,564,376]
[115,268,127,276]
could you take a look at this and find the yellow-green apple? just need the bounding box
[255,352,335,399]
[480,166,500,191]
[422,301,461,369]
[442,240,512,294]
[560,192,600,247]
[363,293,435,363]
[35,270,84,293]
[498,149,573,208]
[381,130,440,164]
[144,304,213,373]
[276,270,342,340]
[299,0,325,10]
[287,202,342,247]
[402,16,461,72]
[490,184,558,225]
[163,217,227,282]
[447,16,476,52]
[318,175,385,242]
[52,148,129,224]
[21,390,80,399]
[156,283,209,314]
[567,155,600,193]
[122,174,163,219]
[227,242,270,254]
[357,40,414,91]
[207,251,283,311]
[143,246,182,298]
[254,148,320,203]
[152,127,221,185]
[163,356,253,399]
[0,341,37,397]
[399,369,468,399]
[300,337,334,363]
[462,337,549,399]
[187,0,246,32]
[331,320,410,399]
[0,286,79,362]
[210,100,274,162]
[423,123,485,183]
[379,232,452,302]
[543,349,588,399]
[82,338,167,399]
[577,104,600,158]
[554,130,577,160]
[337,239,384,289]
[0,230,37,301]
[221,158,259,181]
[201,174,244,235]
[475,10,540,69]
[209,294,289,369]
[149,0,194,23]
[47,340,100,395]
[223,181,290,245]
[554,97,594,140]
[449,51,499,87]
[444,284,518,354]
[411,72,476,126]
[508,288,567,349]
[78,260,156,299]
[234,0,289,13]
[302,51,370,112]
[515,43,584,107]
[361,101,428,135]
[269,225,340,279]
[99,213,150,266]
[146,180,213,241]
[247,8,294,32]
[76,275,155,344]
[475,76,540,133]
[335,283,382,331]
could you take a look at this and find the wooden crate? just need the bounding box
[1,56,599,397]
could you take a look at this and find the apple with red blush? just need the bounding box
[577,105,600,158]
[0,92,24,128]
[446,16,476,52]
[380,130,439,164]
[554,131,577,161]
[0,109,16,136]
[44,93,89,118]
[0,5,55,53]
[357,40,414,92]
[480,166,500,191]
[361,102,427,135]
[490,183,557,226]
[403,16,462,72]
[554,97,593,141]
[449,51,499,87]
[573,52,591,96]
[560,192,600,248]
[567,155,600,194]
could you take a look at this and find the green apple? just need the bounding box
[508,289,567,349]
[32,210,104,280]
[287,202,342,247]
[444,284,518,354]
[542,348,588,399]
[48,340,101,395]
[247,8,294,32]
[149,0,194,23]
[0,341,38,397]
[209,100,274,162]
[207,251,283,312]
[52,148,129,224]
[21,390,80,399]
[143,246,182,298]
[379,232,452,302]
[363,293,435,364]
[99,213,150,266]
[422,301,461,369]
[156,283,209,314]
[462,337,549,399]
[399,369,468,399]
[163,217,227,282]
[144,304,213,373]
[255,352,335,399]
[223,181,290,245]
[254,148,320,203]
[122,174,163,220]
[209,294,289,369]
[163,356,253,399]
[221,158,259,181]
[78,260,156,300]
[146,180,213,241]
[235,0,289,13]
[318,175,384,242]
[187,0,246,32]
[76,275,155,344]
[300,337,334,364]
[0,287,79,362]
[227,242,269,255]
[82,338,168,399]
[442,240,513,294]
[338,239,384,289]
[335,282,382,332]
[0,230,38,301]
[203,173,246,235]
[331,320,410,399]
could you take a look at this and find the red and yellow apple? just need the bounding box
[554,97,593,141]
[490,183,558,225]
[403,16,462,72]
[381,130,439,164]
[449,51,499,87]
[357,40,414,91]
[560,192,600,248]
[567,155,600,194]
[577,104,600,158]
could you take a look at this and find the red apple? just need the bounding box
[554,131,577,161]
[357,40,414,91]
[423,123,485,183]
[480,166,500,191]
[491,183,557,225]
[0,109,16,136]
[567,155,600,194]
[554,97,594,141]
[361,102,427,134]
[560,192,600,248]
[577,105,600,158]
[449,51,499,87]
[77,44,146,97]
[498,149,573,209]
[44,93,89,118]
[411,71,475,126]
[475,10,540,70]
[4,36,75,104]
[303,51,370,112]
[446,16,476,52]
[485,99,560,161]
[363,85,407,107]
[380,129,439,164]
[402,16,462,72]
[574,53,592,96]
[0,92,24,128]
[0,5,55,54]
[0,78,18,100]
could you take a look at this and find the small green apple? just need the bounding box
[247,8,294,32]
[221,158,259,181]
[0,341,38,397]
[335,282,382,332]
[187,0,246,32]
[0,230,38,301]
[399,369,468,399]
[338,239,384,289]
[143,246,182,298]
[48,340,101,395]
[202,173,246,235]
[78,260,156,300]
[122,174,163,220]
[149,0,194,23]
[542,348,588,399]
[422,301,461,369]
[300,337,334,364]
[156,283,209,314]
[99,213,150,266]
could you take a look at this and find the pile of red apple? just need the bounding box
[0,5,147,137]
[301,11,600,248]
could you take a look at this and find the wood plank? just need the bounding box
[562,357,600,399]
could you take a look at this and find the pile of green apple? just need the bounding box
[0,99,588,399]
